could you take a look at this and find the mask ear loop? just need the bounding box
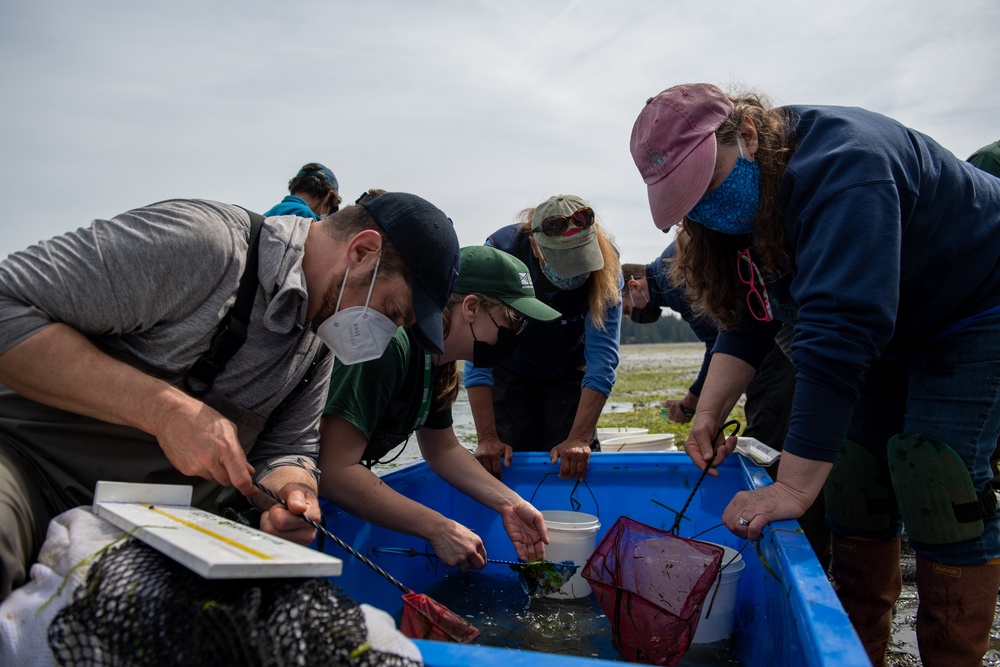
[333,252,383,317]
[360,253,382,315]
[535,244,547,267]
[333,266,350,314]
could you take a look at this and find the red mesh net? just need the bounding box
[582,516,723,665]
[399,591,481,643]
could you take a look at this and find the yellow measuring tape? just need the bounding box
[144,504,273,560]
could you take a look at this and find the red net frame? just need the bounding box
[582,516,723,665]
[399,591,481,643]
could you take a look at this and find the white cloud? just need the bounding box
[1,0,997,262]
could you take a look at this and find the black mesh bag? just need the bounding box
[48,538,421,667]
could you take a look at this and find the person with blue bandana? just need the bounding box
[264,162,342,220]
[464,195,623,482]
[628,83,1000,667]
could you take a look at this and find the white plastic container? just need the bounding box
[601,433,676,452]
[595,427,649,440]
[692,544,746,643]
[540,510,601,599]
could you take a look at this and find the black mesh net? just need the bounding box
[47,538,422,667]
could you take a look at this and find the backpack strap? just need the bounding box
[182,209,265,397]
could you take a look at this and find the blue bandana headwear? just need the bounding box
[686,140,760,235]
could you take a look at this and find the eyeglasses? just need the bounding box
[737,248,773,322]
[530,207,595,237]
[487,310,527,335]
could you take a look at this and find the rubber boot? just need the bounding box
[914,554,1000,667]
[830,535,902,667]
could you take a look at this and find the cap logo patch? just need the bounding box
[519,272,532,289]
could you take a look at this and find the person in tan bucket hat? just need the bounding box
[529,195,606,279]
[464,194,623,481]
[628,82,1000,667]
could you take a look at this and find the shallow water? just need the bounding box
[421,570,740,665]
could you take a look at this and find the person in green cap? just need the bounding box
[317,245,561,570]
[968,140,1000,178]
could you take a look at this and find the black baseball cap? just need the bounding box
[360,192,460,354]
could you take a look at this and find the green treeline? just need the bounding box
[620,311,701,345]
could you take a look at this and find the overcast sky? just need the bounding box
[1,0,997,265]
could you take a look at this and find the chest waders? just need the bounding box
[0,210,270,516]
[824,434,1000,667]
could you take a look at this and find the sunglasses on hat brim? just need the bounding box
[530,207,596,237]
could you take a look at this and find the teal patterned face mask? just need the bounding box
[536,246,590,291]
[686,140,760,235]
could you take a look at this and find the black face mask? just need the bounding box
[631,302,663,324]
[471,323,521,368]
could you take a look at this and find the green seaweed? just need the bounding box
[510,559,580,597]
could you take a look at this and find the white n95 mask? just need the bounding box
[316,254,398,365]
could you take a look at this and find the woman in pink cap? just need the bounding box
[629,83,1000,667]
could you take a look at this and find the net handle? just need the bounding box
[669,420,740,535]
[254,481,410,594]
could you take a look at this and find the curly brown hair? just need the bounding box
[516,207,621,330]
[288,163,343,215]
[667,90,793,329]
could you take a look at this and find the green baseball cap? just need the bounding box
[455,246,561,322]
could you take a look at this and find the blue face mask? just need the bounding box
[687,141,760,235]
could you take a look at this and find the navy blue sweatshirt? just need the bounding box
[713,105,1000,462]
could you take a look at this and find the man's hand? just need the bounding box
[550,436,591,480]
[256,470,321,546]
[474,435,513,481]
[0,323,259,495]
[662,391,697,424]
[152,395,256,497]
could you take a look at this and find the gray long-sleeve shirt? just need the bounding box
[0,198,332,468]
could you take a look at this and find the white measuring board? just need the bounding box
[92,481,342,579]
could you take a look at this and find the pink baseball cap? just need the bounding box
[630,83,734,230]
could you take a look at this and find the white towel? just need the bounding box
[0,506,421,666]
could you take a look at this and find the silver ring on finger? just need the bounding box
[737,516,750,527]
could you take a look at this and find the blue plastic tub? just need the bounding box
[317,452,867,666]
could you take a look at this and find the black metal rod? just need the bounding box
[371,546,580,571]
[253,481,410,594]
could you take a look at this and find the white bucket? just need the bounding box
[595,427,649,439]
[601,433,676,452]
[540,510,601,599]
[692,544,746,643]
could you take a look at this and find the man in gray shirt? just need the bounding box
[0,192,461,601]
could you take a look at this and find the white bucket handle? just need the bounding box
[528,472,601,518]
[702,541,749,619]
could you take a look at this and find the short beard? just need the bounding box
[310,267,376,331]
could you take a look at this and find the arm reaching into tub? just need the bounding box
[419,425,549,561]
[317,414,488,571]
